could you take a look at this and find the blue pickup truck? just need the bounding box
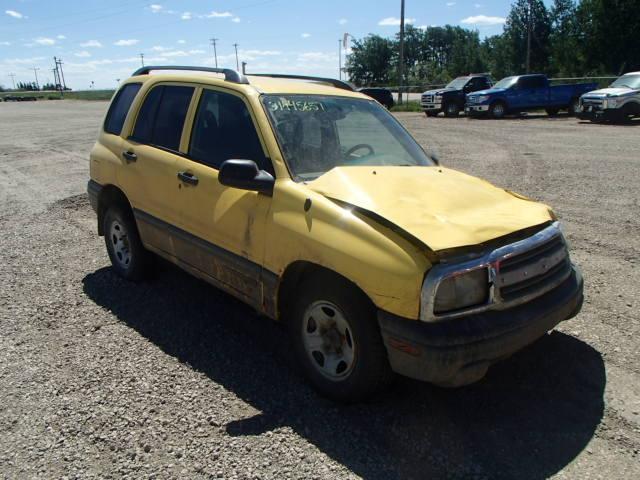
[465,74,598,119]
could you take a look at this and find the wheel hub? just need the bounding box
[109,220,131,269]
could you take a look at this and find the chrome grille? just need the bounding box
[421,94,434,104]
[497,234,570,302]
[581,98,604,111]
[467,95,478,103]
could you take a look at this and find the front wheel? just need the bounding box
[444,102,460,117]
[489,101,506,119]
[103,206,151,281]
[289,274,393,402]
[425,111,439,117]
[545,108,560,116]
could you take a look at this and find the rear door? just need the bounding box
[118,83,195,252]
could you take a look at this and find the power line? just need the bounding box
[54,57,67,90]
[210,38,219,68]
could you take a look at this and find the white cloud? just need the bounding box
[181,12,192,20]
[81,40,102,48]
[206,11,232,18]
[177,39,186,44]
[57,35,66,40]
[34,37,56,46]
[298,52,333,62]
[232,17,241,23]
[2,56,45,65]
[446,2,456,6]
[150,4,163,13]
[5,10,24,19]
[301,33,311,38]
[0,41,11,46]
[243,49,281,56]
[378,17,415,26]
[74,51,91,58]
[475,3,482,8]
[460,15,505,26]
[151,45,167,52]
[338,18,348,25]
[114,39,139,46]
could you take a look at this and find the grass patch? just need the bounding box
[390,101,423,112]
[1,89,114,101]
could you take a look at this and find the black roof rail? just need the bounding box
[247,73,355,91]
[131,66,249,84]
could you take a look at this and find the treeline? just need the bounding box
[11,82,68,91]
[346,0,640,86]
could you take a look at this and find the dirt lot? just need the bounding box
[1,100,639,479]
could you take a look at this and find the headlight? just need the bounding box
[476,95,489,103]
[604,98,617,108]
[433,268,489,314]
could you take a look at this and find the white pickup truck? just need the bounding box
[577,72,640,123]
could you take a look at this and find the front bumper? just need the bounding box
[422,102,442,111]
[378,266,583,386]
[576,107,620,122]
[465,105,490,116]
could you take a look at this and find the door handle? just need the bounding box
[177,171,198,186]
[122,150,137,163]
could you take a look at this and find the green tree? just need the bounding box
[502,0,551,74]
[345,35,394,86]
[549,0,583,76]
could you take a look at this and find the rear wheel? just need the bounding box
[288,273,393,402]
[425,111,439,117]
[103,205,151,281]
[545,108,560,116]
[444,102,460,117]
[568,97,580,116]
[489,101,506,119]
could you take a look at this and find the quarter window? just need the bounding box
[189,89,266,170]
[131,85,194,152]
[104,83,141,135]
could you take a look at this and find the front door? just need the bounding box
[174,87,274,309]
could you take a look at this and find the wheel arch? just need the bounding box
[97,184,133,236]
[276,260,374,323]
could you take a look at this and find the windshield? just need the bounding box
[445,77,470,89]
[610,74,640,89]
[262,95,435,181]
[493,76,518,89]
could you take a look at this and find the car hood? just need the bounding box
[306,166,552,252]
[423,88,455,95]
[582,87,637,98]
[469,87,506,96]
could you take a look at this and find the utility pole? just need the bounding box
[398,0,405,105]
[55,57,67,90]
[52,68,59,89]
[139,53,145,68]
[233,43,239,71]
[526,0,532,73]
[32,67,40,90]
[210,38,219,68]
[241,61,247,75]
[338,39,342,80]
[8,73,16,90]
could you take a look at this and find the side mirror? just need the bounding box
[218,159,275,195]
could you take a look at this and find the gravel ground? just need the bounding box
[0,101,639,479]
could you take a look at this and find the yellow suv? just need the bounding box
[88,66,583,402]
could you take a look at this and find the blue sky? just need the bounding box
[2,0,525,90]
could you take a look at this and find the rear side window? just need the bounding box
[189,89,266,170]
[131,85,194,152]
[104,83,141,135]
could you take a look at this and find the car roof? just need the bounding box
[623,71,640,76]
[127,68,367,99]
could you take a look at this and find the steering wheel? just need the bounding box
[345,143,375,159]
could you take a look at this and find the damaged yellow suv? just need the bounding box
[88,66,583,402]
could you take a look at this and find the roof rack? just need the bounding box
[247,73,355,91]
[131,66,249,84]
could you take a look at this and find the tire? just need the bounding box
[103,205,151,281]
[489,101,506,119]
[425,111,439,117]
[545,108,560,116]
[568,97,580,116]
[444,102,460,118]
[288,272,394,402]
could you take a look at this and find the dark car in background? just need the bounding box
[358,87,395,109]
[465,74,598,119]
[421,74,493,117]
